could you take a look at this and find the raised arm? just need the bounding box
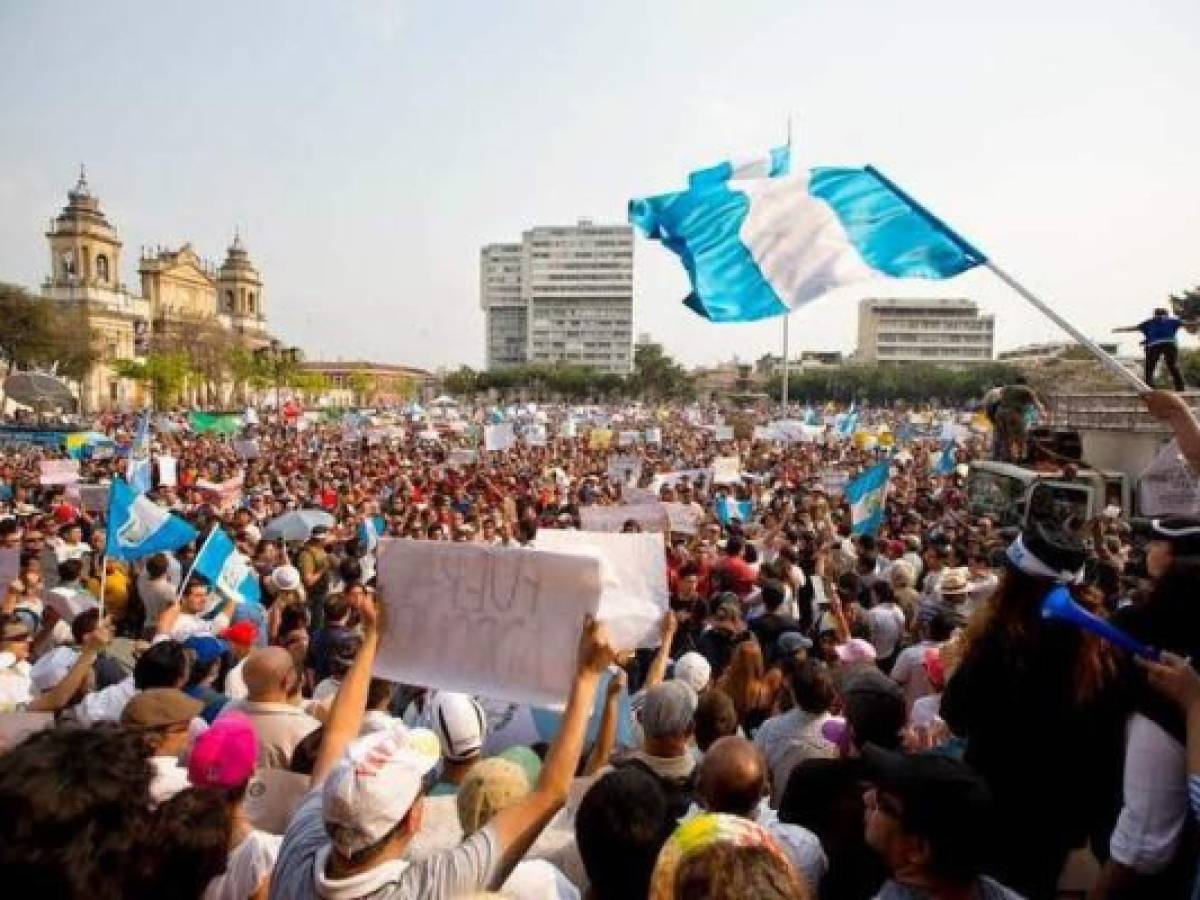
[310,591,380,788]
[584,668,627,776]
[1142,390,1200,470]
[28,620,111,713]
[642,611,678,692]
[487,616,616,876]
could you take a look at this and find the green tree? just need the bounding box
[0,283,100,410]
[113,351,193,409]
[629,342,694,400]
[442,366,479,397]
[346,370,374,407]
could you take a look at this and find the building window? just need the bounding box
[224,290,235,313]
[248,293,256,314]
[96,254,109,283]
[61,250,76,280]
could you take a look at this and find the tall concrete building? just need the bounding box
[855,297,994,367]
[480,220,634,374]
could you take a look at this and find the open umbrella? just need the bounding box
[263,509,335,542]
[4,372,75,410]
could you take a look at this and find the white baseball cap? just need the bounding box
[271,565,302,593]
[30,646,80,694]
[430,692,487,762]
[672,652,712,693]
[322,725,440,856]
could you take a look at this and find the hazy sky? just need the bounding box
[2,1,1198,371]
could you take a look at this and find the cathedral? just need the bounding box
[41,168,273,412]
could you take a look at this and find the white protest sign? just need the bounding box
[711,456,741,485]
[78,483,110,513]
[448,448,478,467]
[561,419,577,439]
[39,460,80,486]
[607,454,642,486]
[1138,440,1200,516]
[753,426,772,441]
[535,530,668,650]
[650,468,710,492]
[663,502,703,534]
[233,439,260,459]
[484,422,515,452]
[820,469,850,496]
[645,427,662,445]
[581,503,669,533]
[618,430,640,447]
[157,455,177,487]
[375,540,601,708]
[715,425,735,442]
[622,486,659,506]
[526,425,548,447]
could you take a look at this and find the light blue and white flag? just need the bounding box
[689,145,791,189]
[358,516,379,553]
[845,462,890,536]
[838,410,860,438]
[128,411,153,494]
[105,477,198,561]
[934,441,958,476]
[192,527,261,605]
[715,495,754,525]
[630,166,986,323]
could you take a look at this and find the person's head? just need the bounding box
[696,736,767,818]
[145,552,169,580]
[182,635,225,688]
[789,660,835,715]
[1154,306,1170,318]
[724,535,745,558]
[694,689,739,753]
[936,568,969,605]
[760,578,787,613]
[57,557,83,585]
[0,726,157,900]
[430,692,487,765]
[640,681,698,757]
[321,726,440,873]
[188,712,258,795]
[219,620,259,658]
[181,579,210,615]
[720,640,767,723]
[324,593,351,626]
[121,688,204,757]
[0,613,34,663]
[1142,517,1200,580]
[242,646,300,702]
[134,639,190,690]
[838,669,906,753]
[674,651,712,695]
[576,767,675,900]
[649,813,809,900]
[149,788,233,898]
[456,757,530,834]
[862,745,994,889]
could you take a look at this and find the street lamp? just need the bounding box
[253,339,301,426]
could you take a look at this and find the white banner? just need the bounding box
[157,455,177,487]
[1138,440,1200,516]
[535,530,668,650]
[484,422,515,452]
[39,460,80,486]
[663,502,703,534]
[581,503,669,533]
[711,456,741,485]
[375,540,601,708]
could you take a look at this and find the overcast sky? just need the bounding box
[2,1,1198,371]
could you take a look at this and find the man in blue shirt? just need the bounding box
[1114,307,1193,390]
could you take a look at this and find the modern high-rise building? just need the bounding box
[855,297,994,366]
[480,220,634,374]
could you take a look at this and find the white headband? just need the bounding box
[1005,534,1084,584]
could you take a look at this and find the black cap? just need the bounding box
[1139,517,1200,556]
[839,671,905,751]
[862,745,994,878]
[1018,521,1087,575]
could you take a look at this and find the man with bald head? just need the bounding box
[219,646,320,768]
[695,736,829,892]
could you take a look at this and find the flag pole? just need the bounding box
[97,554,108,621]
[862,165,1151,395]
[177,525,215,600]
[780,116,794,413]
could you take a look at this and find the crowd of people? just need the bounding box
[1,387,1200,900]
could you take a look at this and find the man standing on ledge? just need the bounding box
[1113,307,1196,391]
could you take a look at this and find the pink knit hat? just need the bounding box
[188,712,258,789]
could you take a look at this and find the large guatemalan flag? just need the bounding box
[845,462,890,537]
[630,156,986,323]
[105,477,198,561]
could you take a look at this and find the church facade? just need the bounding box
[41,168,272,413]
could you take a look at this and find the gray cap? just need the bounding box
[641,681,698,740]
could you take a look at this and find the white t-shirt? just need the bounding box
[204,829,281,900]
[1110,713,1188,873]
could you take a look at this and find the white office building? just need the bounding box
[855,297,994,366]
[480,220,634,373]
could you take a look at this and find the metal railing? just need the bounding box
[1045,392,1200,433]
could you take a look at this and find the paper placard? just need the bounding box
[580,503,669,533]
[233,439,260,459]
[375,540,601,708]
[663,502,703,534]
[484,423,514,452]
[196,471,244,511]
[618,431,640,447]
[607,454,642,486]
[535,530,668,650]
[711,456,741,485]
[588,428,613,451]
[644,427,662,445]
[78,483,110,512]
[1138,440,1200,516]
[39,460,80,486]
[157,455,177,487]
[715,425,735,442]
[448,448,478,467]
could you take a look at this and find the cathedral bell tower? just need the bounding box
[215,230,266,339]
[45,165,124,295]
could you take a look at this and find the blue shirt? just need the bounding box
[1139,316,1183,346]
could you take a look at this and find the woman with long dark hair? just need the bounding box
[941,524,1123,899]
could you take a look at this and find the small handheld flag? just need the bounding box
[192,527,261,605]
[845,463,890,536]
[716,495,754,525]
[934,441,958,476]
[105,477,198,561]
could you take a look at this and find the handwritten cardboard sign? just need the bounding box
[711,456,742,485]
[39,460,80,486]
[1139,440,1200,516]
[663,502,703,534]
[484,423,514,452]
[375,540,601,707]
